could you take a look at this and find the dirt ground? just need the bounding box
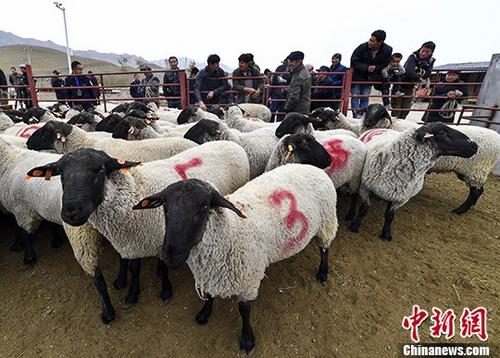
[0,173,498,358]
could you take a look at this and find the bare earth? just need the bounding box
[0,173,498,358]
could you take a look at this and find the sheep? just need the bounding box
[310,107,363,134]
[350,122,478,241]
[26,141,250,324]
[66,112,98,132]
[95,113,124,132]
[184,119,280,179]
[26,121,197,161]
[47,103,70,118]
[238,103,273,122]
[1,112,44,139]
[361,103,419,132]
[133,163,338,354]
[361,103,500,214]
[176,106,221,125]
[274,112,358,140]
[0,134,27,149]
[111,117,196,140]
[0,137,96,265]
[224,105,276,132]
[266,132,367,220]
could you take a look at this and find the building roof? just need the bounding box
[434,62,489,72]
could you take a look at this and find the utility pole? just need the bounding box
[54,2,72,74]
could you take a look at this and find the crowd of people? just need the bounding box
[0,29,470,123]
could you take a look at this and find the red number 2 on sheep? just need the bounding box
[268,189,309,253]
[174,157,203,180]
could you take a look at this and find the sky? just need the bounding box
[1,0,499,70]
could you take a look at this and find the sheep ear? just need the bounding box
[26,162,61,181]
[210,190,246,218]
[132,192,164,210]
[105,157,142,174]
[415,128,434,142]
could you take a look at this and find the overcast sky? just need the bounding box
[2,0,499,70]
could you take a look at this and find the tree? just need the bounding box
[135,57,146,68]
[117,54,131,70]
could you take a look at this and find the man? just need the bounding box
[329,53,347,110]
[64,61,96,110]
[350,30,392,118]
[425,70,466,123]
[269,58,291,121]
[163,56,181,108]
[140,66,160,107]
[9,66,22,109]
[19,65,33,109]
[51,70,66,104]
[392,41,436,119]
[88,71,101,105]
[188,67,199,105]
[284,51,311,115]
[0,68,8,106]
[311,66,336,110]
[195,54,230,110]
[130,73,142,99]
[232,53,264,103]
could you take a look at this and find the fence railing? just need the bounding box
[1,65,494,125]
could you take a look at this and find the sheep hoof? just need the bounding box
[349,224,360,233]
[240,336,255,357]
[316,271,328,285]
[112,279,127,290]
[50,236,65,248]
[159,291,173,304]
[195,312,210,325]
[10,242,24,252]
[23,254,37,266]
[380,234,392,242]
[452,207,467,215]
[122,294,139,309]
[100,309,116,325]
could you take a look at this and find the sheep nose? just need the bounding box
[63,203,81,218]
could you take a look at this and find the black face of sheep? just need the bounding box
[127,101,152,114]
[275,113,312,138]
[309,107,339,130]
[415,122,478,158]
[111,103,129,113]
[126,109,159,122]
[133,179,245,269]
[67,112,96,129]
[283,133,332,169]
[183,119,222,144]
[26,149,140,226]
[362,103,391,129]
[177,107,198,125]
[112,117,148,139]
[95,114,124,132]
[27,121,73,150]
[207,105,225,119]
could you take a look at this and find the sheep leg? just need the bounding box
[380,202,395,241]
[316,247,329,284]
[158,259,173,303]
[349,200,369,233]
[238,301,256,356]
[123,258,141,308]
[453,186,484,215]
[112,258,129,290]
[93,266,116,324]
[19,228,36,266]
[195,296,214,325]
[10,229,25,252]
[345,193,360,222]
[49,223,67,248]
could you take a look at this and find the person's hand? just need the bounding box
[367,65,376,72]
[207,91,214,100]
[199,101,207,110]
[245,87,257,94]
[447,91,457,98]
[250,90,260,100]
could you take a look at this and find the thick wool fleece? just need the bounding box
[53,125,197,162]
[186,163,338,302]
[238,103,273,122]
[266,134,366,192]
[78,141,250,262]
[225,106,278,132]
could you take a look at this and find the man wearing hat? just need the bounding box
[311,65,336,110]
[329,53,347,110]
[284,51,311,116]
[425,70,466,123]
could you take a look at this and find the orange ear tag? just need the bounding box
[117,159,126,165]
[141,199,150,208]
[120,168,130,174]
[32,169,43,177]
[44,169,53,181]
[24,175,32,181]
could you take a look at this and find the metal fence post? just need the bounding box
[341,69,353,116]
[179,70,188,108]
[99,74,107,112]
[25,65,38,107]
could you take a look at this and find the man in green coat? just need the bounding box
[284,51,311,115]
[232,53,264,103]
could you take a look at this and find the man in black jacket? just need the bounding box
[64,61,96,110]
[51,70,66,104]
[194,54,230,110]
[284,51,311,115]
[0,68,8,106]
[163,56,181,108]
[350,30,392,118]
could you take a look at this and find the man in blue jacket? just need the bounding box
[64,61,96,110]
[194,54,230,110]
[329,53,347,110]
[350,30,392,118]
[311,66,336,110]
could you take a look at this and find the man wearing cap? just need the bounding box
[329,53,347,110]
[350,30,392,118]
[284,51,311,116]
[311,66,336,110]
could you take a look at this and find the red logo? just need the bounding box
[430,308,456,339]
[460,307,488,341]
[322,139,349,175]
[402,305,429,343]
[174,157,203,180]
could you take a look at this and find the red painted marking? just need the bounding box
[323,139,349,175]
[359,129,387,143]
[16,125,42,139]
[269,189,309,253]
[174,157,203,179]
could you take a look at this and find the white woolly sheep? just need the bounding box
[133,163,338,354]
[238,103,273,122]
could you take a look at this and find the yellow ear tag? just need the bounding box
[32,169,43,177]
[44,169,53,181]
[141,199,150,208]
[287,144,294,152]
